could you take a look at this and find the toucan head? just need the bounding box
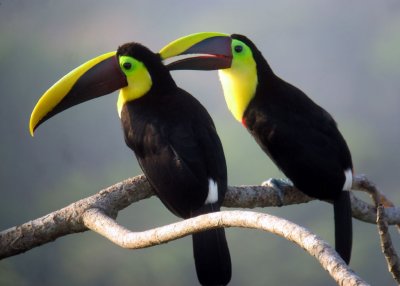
[160,32,267,122]
[30,42,173,136]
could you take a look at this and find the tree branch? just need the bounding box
[1,174,398,260]
[0,175,152,259]
[377,204,400,284]
[0,173,397,285]
[82,208,368,286]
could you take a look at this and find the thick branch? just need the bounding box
[82,208,368,286]
[0,175,394,259]
[1,173,394,285]
[0,174,397,260]
[0,175,151,259]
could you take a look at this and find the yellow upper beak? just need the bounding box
[29,51,127,136]
[159,32,229,60]
[159,32,233,71]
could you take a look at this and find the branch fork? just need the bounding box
[1,174,399,285]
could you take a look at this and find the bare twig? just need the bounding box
[355,174,400,284]
[82,208,369,286]
[376,205,400,284]
[353,174,394,208]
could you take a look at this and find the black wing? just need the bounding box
[247,80,352,199]
[121,89,227,218]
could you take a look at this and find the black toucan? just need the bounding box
[30,42,231,285]
[160,32,353,264]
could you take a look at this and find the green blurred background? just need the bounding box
[1,1,399,285]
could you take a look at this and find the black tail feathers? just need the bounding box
[333,191,353,264]
[192,204,231,286]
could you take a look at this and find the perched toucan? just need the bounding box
[160,32,354,264]
[30,42,232,285]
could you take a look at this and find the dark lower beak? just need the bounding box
[159,32,233,71]
[30,52,127,135]
[167,55,232,71]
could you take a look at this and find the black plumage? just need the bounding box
[118,43,231,285]
[233,34,353,263]
[30,39,232,285]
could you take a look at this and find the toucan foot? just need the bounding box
[261,178,292,206]
[261,178,293,189]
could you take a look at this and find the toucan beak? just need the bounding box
[29,51,127,136]
[159,32,233,71]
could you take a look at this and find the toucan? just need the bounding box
[160,32,353,264]
[29,42,231,285]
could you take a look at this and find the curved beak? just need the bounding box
[30,52,127,136]
[159,32,233,71]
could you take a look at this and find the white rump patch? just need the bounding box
[205,179,219,204]
[343,168,353,191]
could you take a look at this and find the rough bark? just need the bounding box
[0,174,398,285]
[82,208,368,286]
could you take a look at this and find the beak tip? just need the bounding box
[27,50,120,139]
[29,121,36,137]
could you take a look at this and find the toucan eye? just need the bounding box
[234,45,243,53]
[123,62,132,70]
[119,56,138,75]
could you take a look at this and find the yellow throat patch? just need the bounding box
[218,41,258,122]
[117,56,152,117]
